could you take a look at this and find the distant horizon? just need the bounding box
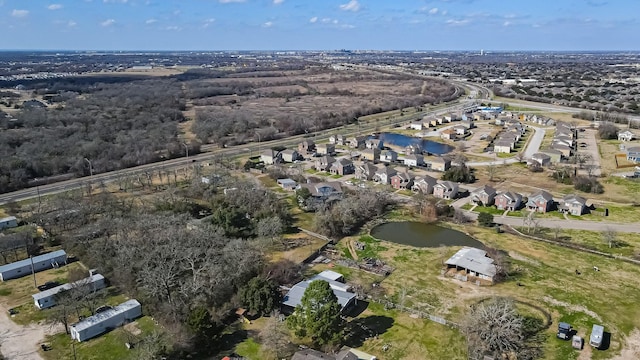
[1,0,639,51]
[1,49,640,53]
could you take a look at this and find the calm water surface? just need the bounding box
[376,132,454,155]
[370,221,484,248]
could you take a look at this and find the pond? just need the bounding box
[375,132,454,155]
[370,221,485,248]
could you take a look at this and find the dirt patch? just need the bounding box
[508,251,541,266]
[542,296,602,322]
[123,322,142,336]
[0,304,47,360]
[610,329,640,360]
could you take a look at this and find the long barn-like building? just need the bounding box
[32,274,107,310]
[0,250,67,281]
[70,299,142,342]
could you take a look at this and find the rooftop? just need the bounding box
[0,250,67,274]
[71,299,140,332]
[445,247,497,277]
[33,274,104,301]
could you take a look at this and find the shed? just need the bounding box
[70,299,142,342]
[589,324,604,348]
[33,274,106,310]
[445,247,497,282]
[0,216,18,230]
[316,270,344,282]
[0,250,67,281]
[277,178,298,191]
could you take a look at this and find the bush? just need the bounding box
[598,122,618,140]
[442,165,475,183]
[573,175,604,194]
[477,212,494,227]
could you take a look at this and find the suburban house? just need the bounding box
[314,156,336,172]
[410,120,427,130]
[445,247,497,283]
[444,113,460,122]
[365,139,384,150]
[493,140,513,154]
[540,149,563,163]
[460,119,475,129]
[277,178,298,191]
[291,348,360,360]
[454,125,467,136]
[495,191,523,211]
[380,149,398,163]
[0,250,67,281]
[0,216,18,230]
[429,118,439,127]
[347,136,366,148]
[627,146,640,163]
[373,166,397,185]
[403,154,424,167]
[618,130,636,142]
[554,135,574,147]
[280,149,299,163]
[316,143,335,156]
[33,273,106,310]
[470,185,497,206]
[441,129,457,140]
[298,140,316,154]
[329,158,355,176]
[433,181,459,200]
[299,182,343,201]
[528,153,551,167]
[390,172,414,190]
[559,194,588,216]
[411,175,437,194]
[360,148,380,162]
[552,143,572,158]
[329,134,346,145]
[282,271,356,314]
[405,144,422,155]
[526,190,554,213]
[431,157,451,172]
[70,299,142,342]
[355,162,378,181]
[260,149,282,165]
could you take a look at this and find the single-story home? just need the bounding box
[528,153,551,167]
[282,271,356,314]
[493,140,513,154]
[0,216,18,230]
[619,130,635,142]
[277,178,298,191]
[445,247,497,283]
[0,250,67,281]
[33,274,106,310]
[298,182,343,200]
[70,299,142,342]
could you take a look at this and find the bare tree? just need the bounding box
[486,163,498,182]
[602,227,618,248]
[260,310,291,359]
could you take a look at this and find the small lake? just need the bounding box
[375,132,454,155]
[370,221,484,248]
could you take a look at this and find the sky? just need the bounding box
[0,0,639,51]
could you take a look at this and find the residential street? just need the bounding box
[466,126,546,167]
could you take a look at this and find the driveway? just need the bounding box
[466,126,546,167]
[0,305,46,360]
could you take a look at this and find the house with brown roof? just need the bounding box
[470,185,497,206]
[411,175,437,194]
[360,148,380,162]
[390,172,414,190]
[314,156,335,172]
[433,181,459,199]
[526,190,554,213]
[441,129,457,140]
[329,158,355,176]
[495,191,523,211]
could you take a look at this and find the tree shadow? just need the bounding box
[344,315,394,348]
[213,327,250,354]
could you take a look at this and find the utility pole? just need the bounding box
[256,131,262,156]
[182,142,189,158]
[30,255,37,288]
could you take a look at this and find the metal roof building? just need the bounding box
[282,272,356,313]
[445,247,497,282]
[32,274,106,310]
[70,299,142,342]
[0,250,67,281]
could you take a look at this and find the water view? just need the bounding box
[375,132,454,155]
[370,221,484,248]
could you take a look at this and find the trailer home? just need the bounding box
[32,274,106,310]
[0,250,67,281]
[70,299,142,342]
[589,324,604,348]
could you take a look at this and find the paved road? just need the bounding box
[466,126,546,167]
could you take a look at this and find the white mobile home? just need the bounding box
[33,274,107,310]
[0,250,67,281]
[70,299,142,342]
[590,324,604,348]
[0,216,18,230]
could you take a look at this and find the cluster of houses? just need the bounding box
[491,117,528,154]
[548,122,576,159]
[469,184,589,215]
[619,130,640,163]
[406,112,477,141]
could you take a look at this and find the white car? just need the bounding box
[358,183,367,188]
[345,180,353,185]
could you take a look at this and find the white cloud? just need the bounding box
[503,21,511,27]
[441,10,448,16]
[145,18,157,24]
[273,0,284,4]
[202,18,215,28]
[263,21,273,27]
[67,20,77,27]
[321,18,332,23]
[101,18,115,27]
[219,0,245,3]
[428,7,438,15]
[166,25,181,31]
[309,16,318,23]
[11,9,29,18]
[103,0,128,3]
[446,19,469,26]
[48,4,63,10]
[339,0,360,12]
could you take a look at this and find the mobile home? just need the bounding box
[33,274,106,310]
[70,299,142,342]
[589,324,604,348]
[0,250,67,281]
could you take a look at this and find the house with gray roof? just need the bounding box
[0,250,67,281]
[411,175,437,194]
[495,191,523,211]
[329,158,355,176]
[528,153,551,167]
[355,162,377,181]
[526,190,554,213]
[470,185,497,206]
[433,181,459,200]
[282,271,356,314]
[373,166,397,185]
[559,194,587,216]
[445,247,497,283]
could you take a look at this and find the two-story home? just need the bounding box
[390,172,414,190]
[411,175,437,194]
[433,181,459,200]
[298,140,316,154]
[410,120,427,130]
[403,154,424,167]
[314,155,335,172]
[316,143,335,156]
[329,134,346,145]
[470,185,497,206]
[329,158,355,176]
[526,190,554,213]
[493,140,513,154]
[260,149,282,165]
[430,157,451,172]
[627,146,640,163]
[373,166,397,185]
[280,149,300,163]
[355,162,378,181]
[365,139,384,150]
[441,129,457,140]
[405,144,422,155]
[347,136,366,148]
[453,125,467,136]
[380,150,398,163]
[559,194,587,216]
[361,148,381,162]
[495,191,523,211]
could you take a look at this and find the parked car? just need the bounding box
[37,281,60,291]
[557,322,572,340]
